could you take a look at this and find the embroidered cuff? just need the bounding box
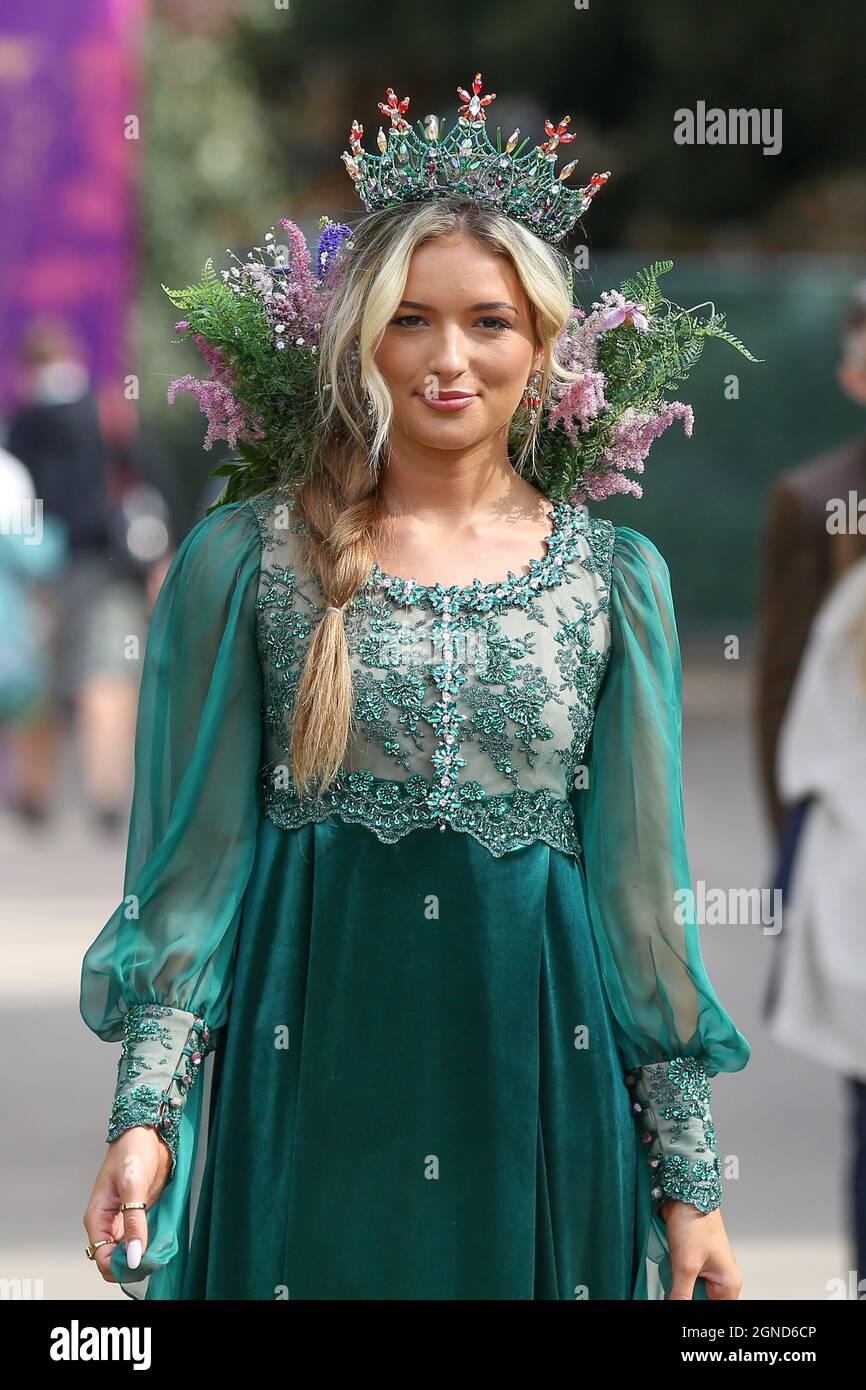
[624,1055,722,1215]
[106,1003,214,1182]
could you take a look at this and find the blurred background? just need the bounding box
[2,0,865,1300]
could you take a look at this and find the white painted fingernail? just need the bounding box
[126,1239,142,1269]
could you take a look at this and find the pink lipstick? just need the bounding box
[419,390,477,412]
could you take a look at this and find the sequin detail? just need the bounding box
[624,1056,722,1215]
[246,485,616,857]
[106,1003,213,1181]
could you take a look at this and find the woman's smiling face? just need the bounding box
[372,231,542,454]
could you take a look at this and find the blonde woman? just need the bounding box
[80,98,750,1300]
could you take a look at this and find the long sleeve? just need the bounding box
[571,526,750,1214]
[78,500,263,1294]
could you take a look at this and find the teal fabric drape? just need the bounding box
[79,507,749,1300]
[571,528,752,1079]
[79,503,264,1296]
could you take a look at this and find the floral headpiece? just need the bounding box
[162,81,760,513]
[341,73,611,246]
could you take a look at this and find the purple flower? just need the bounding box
[315,220,353,280]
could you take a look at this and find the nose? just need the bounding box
[427,323,470,382]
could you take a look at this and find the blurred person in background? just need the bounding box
[754,280,866,850]
[87,393,178,824]
[2,319,167,833]
[0,442,67,797]
[767,551,866,1291]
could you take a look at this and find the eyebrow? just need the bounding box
[398,299,519,313]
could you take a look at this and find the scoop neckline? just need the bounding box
[363,499,584,607]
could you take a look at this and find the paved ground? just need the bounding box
[0,645,856,1300]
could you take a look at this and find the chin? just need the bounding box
[411,423,485,450]
[399,404,484,444]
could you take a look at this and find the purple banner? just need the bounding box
[0,0,146,416]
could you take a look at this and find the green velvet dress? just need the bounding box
[79,482,751,1301]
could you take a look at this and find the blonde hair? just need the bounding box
[287,194,581,797]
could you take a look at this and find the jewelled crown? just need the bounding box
[341,73,612,246]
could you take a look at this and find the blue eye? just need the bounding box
[391,315,511,331]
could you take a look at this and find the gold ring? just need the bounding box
[119,1201,148,1213]
[85,1238,116,1260]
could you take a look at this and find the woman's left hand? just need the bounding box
[659,1198,743,1300]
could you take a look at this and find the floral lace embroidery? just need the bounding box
[364,497,591,617]
[624,1056,722,1215]
[106,1003,213,1181]
[263,768,582,855]
[246,486,616,857]
[115,1005,175,1083]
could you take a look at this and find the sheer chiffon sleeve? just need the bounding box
[571,526,750,1214]
[78,500,263,1295]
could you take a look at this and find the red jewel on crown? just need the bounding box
[585,170,612,197]
[540,116,576,156]
[456,72,496,123]
[377,87,411,131]
[348,119,364,155]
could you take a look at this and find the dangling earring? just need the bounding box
[520,368,543,422]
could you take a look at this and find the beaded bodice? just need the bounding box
[246,485,617,858]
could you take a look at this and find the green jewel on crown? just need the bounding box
[341,72,612,246]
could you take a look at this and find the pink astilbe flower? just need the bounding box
[553,307,599,380]
[547,370,608,441]
[191,334,239,382]
[263,218,326,349]
[278,218,318,296]
[166,375,265,450]
[571,400,694,503]
[572,468,645,505]
[550,298,629,407]
[173,318,240,381]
